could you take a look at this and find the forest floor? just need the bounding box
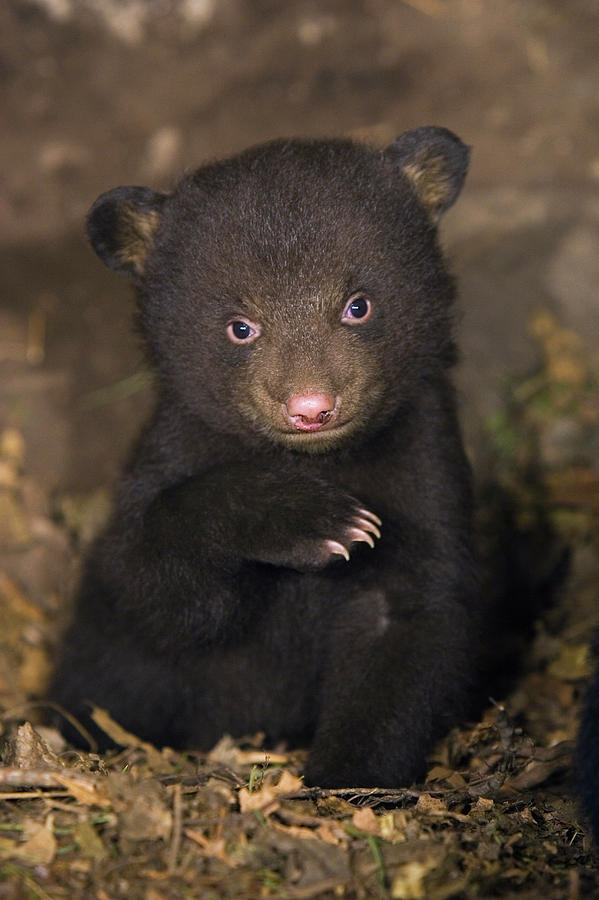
[2,0,599,897]
[1,339,598,897]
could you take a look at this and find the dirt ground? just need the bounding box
[1,0,599,897]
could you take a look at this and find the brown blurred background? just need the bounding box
[1,0,598,493]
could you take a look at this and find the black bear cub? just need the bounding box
[50,126,479,787]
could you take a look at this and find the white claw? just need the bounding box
[347,527,375,549]
[354,516,381,540]
[325,540,350,561]
[357,507,382,528]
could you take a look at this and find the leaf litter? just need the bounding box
[1,311,599,898]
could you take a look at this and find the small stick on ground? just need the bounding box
[168,782,183,875]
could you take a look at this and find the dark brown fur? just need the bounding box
[50,128,479,788]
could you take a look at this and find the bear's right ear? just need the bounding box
[86,186,168,278]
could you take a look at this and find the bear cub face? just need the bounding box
[88,128,469,454]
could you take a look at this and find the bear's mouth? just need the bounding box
[278,417,354,442]
[288,409,334,432]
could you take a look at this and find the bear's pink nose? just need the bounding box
[286,393,336,431]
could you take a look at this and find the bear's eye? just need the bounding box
[341,294,372,325]
[232,321,251,340]
[226,318,261,344]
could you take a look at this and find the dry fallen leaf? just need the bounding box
[391,857,438,900]
[238,768,303,815]
[57,772,111,807]
[208,734,289,765]
[19,644,52,695]
[238,783,280,816]
[185,827,238,868]
[107,775,173,842]
[273,769,304,794]
[473,797,494,814]
[378,812,409,844]
[74,819,107,861]
[415,794,447,814]
[14,814,57,865]
[500,755,571,793]
[271,820,319,841]
[352,806,381,836]
[316,821,348,846]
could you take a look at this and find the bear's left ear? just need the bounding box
[383,126,470,221]
[86,185,168,278]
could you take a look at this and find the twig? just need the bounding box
[0,768,69,788]
[279,786,427,805]
[0,791,71,800]
[168,782,183,875]
[0,767,104,801]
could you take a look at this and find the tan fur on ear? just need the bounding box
[384,127,470,221]
[402,152,457,221]
[116,207,161,275]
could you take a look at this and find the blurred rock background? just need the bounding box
[1,0,598,492]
